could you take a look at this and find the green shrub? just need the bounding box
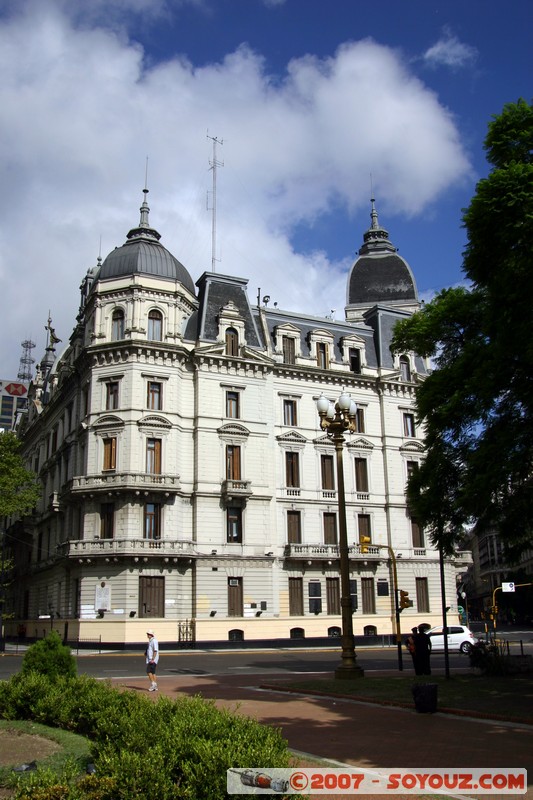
[21,633,76,681]
[1,672,298,800]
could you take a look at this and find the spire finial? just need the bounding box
[370,196,379,230]
[139,157,150,229]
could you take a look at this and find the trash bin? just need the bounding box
[412,683,438,713]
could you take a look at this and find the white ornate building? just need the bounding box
[8,192,470,646]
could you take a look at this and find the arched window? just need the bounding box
[228,629,244,642]
[290,627,305,639]
[111,309,125,341]
[327,626,341,638]
[147,309,163,342]
[364,625,377,636]
[225,327,239,356]
[399,356,411,382]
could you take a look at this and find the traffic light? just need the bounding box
[399,590,413,610]
[359,535,371,553]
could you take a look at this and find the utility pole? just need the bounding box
[207,133,224,273]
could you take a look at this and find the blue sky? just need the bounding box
[0,0,530,377]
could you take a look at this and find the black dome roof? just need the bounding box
[94,190,195,296]
[347,200,417,307]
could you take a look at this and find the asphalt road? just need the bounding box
[0,644,514,681]
[1,626,531,681]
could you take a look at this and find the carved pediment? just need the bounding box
[217,423,250,438]
[94,415,124,428]
[276,430,307,445]
[346,437,374,451]
[137,415,172,429]
[400,440,425,453]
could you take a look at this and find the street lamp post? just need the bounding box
[317,392,364,679]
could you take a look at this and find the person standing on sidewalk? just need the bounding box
[413,625,431,676]
[145,629,159,691]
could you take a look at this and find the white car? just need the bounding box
[426,625,478,654]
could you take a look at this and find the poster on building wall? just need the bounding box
[95,583,111,611]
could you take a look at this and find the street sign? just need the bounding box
[502,582,515,592]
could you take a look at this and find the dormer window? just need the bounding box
[148,309,163,342]
[316,342,329,369]
[349,348,361,374]
[111,309,125,341]
[399,356,411,382]
[226,327,239,356]
[282,336,296,365]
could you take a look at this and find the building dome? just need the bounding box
[347,200,417,307]
[95,190,195,296]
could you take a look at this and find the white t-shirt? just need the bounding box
[145,636,159,664]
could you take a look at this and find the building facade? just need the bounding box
[8,193,470,645]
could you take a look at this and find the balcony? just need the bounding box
[221,479,252,503]
[67,472,181,496]
[284,543,382,560]
[59,538,195,560]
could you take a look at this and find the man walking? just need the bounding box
[145,629,159,691]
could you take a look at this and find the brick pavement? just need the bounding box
[114,671,533,799]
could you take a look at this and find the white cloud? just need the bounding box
[0,2,472,377]
[423,27,478,70]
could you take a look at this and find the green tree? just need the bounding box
[391,99,533,558]
[0,431,41,646]
[0,430,41,517]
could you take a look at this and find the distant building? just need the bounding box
[8,193,471,645]
[0,380,29,430]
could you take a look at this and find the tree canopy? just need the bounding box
[391,99,533,559]
[0,431,40,518]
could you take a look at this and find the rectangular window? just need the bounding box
[323,512,337,545]
[147,381,162,410]
[316,342,329,369]
[226,391,240,419]
[100,502,115,539]
[355,407,365,433]
[361,577,376,614]
[227,507,242,543]
[144,503,161,540]
[416,577,430,613]
[228,577,243,616]
[349,348,361,374]
[326,577,341,615]
[289,577,304,616]
[106,382,119,410]
[321,454,335,490]
[285,452,300,487]
[287,510,302,544]
[226,445,241,480]
[411,517,425,548]
[282,336,296,365]
[406,460,418,480]
[103,437,117,471]
[354,458,369,492]
[358,513,371,547]
[308,581,322,614]
[283,399,297,426]
[403,413,416,437]
[146,438,162,474]
[350,579,358,612]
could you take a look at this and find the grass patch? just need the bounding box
[264,674,533,721]
[0,719,91,792]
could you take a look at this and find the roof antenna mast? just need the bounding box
[207,132,224,272]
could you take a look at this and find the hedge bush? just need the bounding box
[0,672,298,799]
[20,632,77,681]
